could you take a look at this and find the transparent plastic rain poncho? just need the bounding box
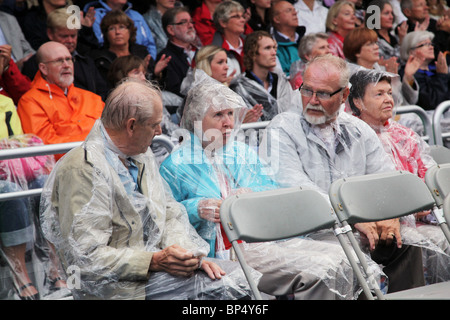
[348,69,450,284]
[228,71,302,121]
[159,76,372,299]
[150,91,181,165]
[346,62,426,136]
[257,96,401,298]
[160,76,278,259]
[0,134,70,300]
[40,118,257,300]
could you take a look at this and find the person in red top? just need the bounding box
[325,1,356,59]
[210,1,252,76]
[348,69,450,284]
[192,0,223,46]
[0,45,31,105]
[193,0,253,47]
[348,69,435,179]
[17,41,104,159]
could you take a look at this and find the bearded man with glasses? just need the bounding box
[261,54,426,297]
[18,41,104,160]
[158,7,200,101]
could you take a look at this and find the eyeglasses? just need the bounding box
[299,84,344,100]
[107,24,128,32]
[412,42,433,49]
[228,14,246,20]
[171,19,195,26]
[42,57,74,66]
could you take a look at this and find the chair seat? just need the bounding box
[385,282,450,300]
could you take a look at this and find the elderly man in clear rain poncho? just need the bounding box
[348,69,450,285]
[260,54,427,297]
[39,79,256,300]
[159,76,379,300]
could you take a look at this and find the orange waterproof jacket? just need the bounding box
[17,71,104,151]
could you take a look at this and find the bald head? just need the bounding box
[37,41,74,89]
[101,79,164,156]
[271,0,298,30]
[102,79,163,131]
[304,54,350,88]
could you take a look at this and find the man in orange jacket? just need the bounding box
[18,41,104,160]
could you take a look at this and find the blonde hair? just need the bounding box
[47,7,72,30]
[325,1,355,32]
[195,45,227,76]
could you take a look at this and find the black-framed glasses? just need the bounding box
[42,57,74,66]
[412,42,433,50]
[299,84,344,100]
[171,19,195,26]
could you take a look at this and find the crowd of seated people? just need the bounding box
[1,0,450,301]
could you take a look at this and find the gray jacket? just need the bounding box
[0,11,35,64]
[40,120,208,299]
[261,110,396,196]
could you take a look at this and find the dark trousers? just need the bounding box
[371,243,425,293]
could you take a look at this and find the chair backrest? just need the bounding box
[220,187,336,243]
[443,193,450,224]
[329,171,436,224]
[425,163,450,207]
[429,145,450,164]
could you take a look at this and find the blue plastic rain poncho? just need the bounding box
[160,76,278,258]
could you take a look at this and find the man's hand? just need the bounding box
[149,245,226,280]
[376,218,402,248]
[355,218,401,250]
[154,53,171,76]
[354,222,379,250]
[149,244,201,277]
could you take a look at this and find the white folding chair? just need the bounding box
[429,145,450,164]
[329,170,450,300]
[425,163,450,243]
[220,187,342,300]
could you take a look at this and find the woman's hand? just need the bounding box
[435,51,448,74]
[403,54,424,85]
[243,104,263,123]
[198,198,222,223]
[201,260,226,280]
[379,56,399,74]
[397,21,408,44]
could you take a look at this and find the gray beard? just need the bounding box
[303,103,338,125]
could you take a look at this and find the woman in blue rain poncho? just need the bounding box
[160,76,278,259]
